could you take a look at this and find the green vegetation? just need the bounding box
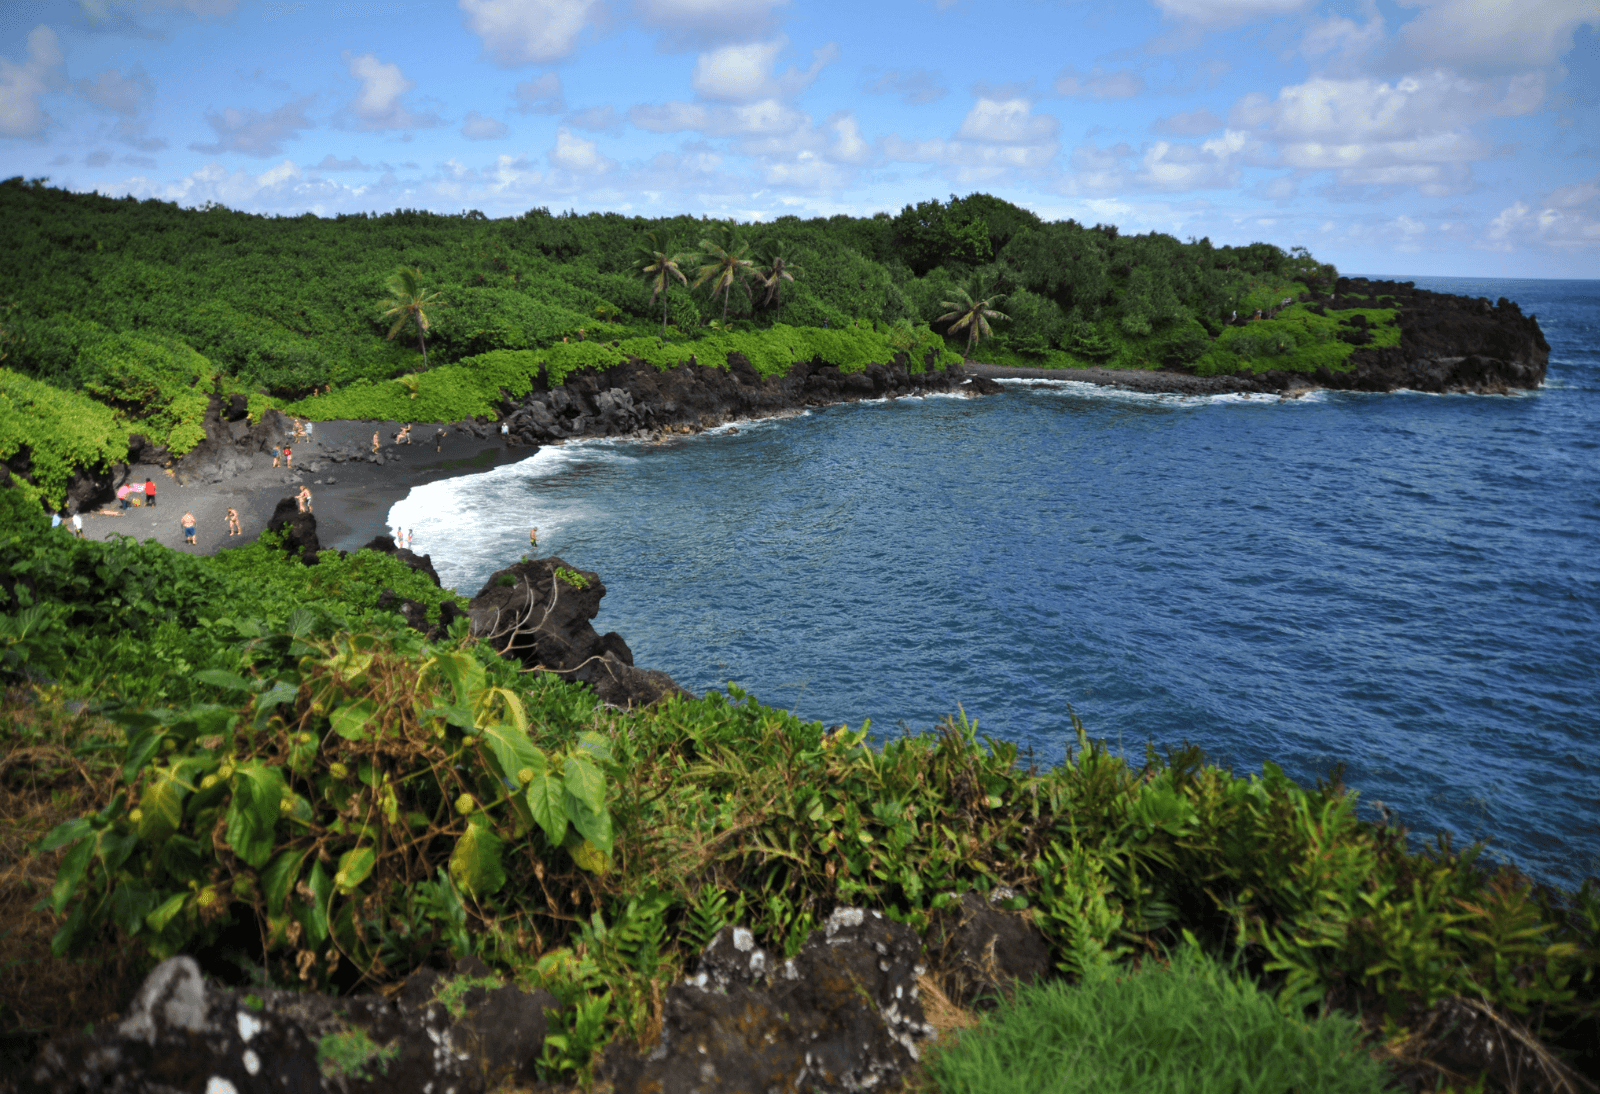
[926,941,1396,1094]
[5,468,1596,1087]
[0,368,129,510]
[317,1028,400,1081]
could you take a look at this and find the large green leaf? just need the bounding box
[51,837,94,915]
[565,793,613,855]
[138,767,187,844]
[330,697,377,741]
[146,891,187,934]
[575,730,612,763]
[110,880,157,937]
[427,650,486,710]
[525,772,567,845]
[562,753,605,815]
[334,846,377,894]
[479,721,546,790]
[193,668,250,692]
[226,763,286,869]
[297,858,331,948]
[449,821,507,901]
[37,817,91,853]
[262,847,308,915]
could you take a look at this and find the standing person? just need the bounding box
[180,511,197,546]
[51,510,62,530]
[144,478,156,508]
[283,444,293,470]
[116,483,131,510]
[398,423,412,445]
[405,528,413,550]
[529,527,538,553]
[226,507,241,536]
[371,431,380,455]
[434,428,445,452]
[272,444,281,468]
[71,512,83,538]
[297,485,313,514]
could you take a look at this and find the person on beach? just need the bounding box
[405,528,413,550]
[283,444,293,470]
[297,485,313,514]
[435,428,446,452]
[398,423,412,445]
[371,431,380,455]
[71,512,83,538]
[272,445,280,468]
[226,507,241,536]
[144,478,156,508]
[181,512,197,545]
[51,511,62,530]
[117,483,131,510]
[501,421,509,443]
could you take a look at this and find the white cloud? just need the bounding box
[1231,71,1544,194]
[461,111,508,139]
[828,115,869,163]
[1054,66,1145,99]
[634,0,790,45]
[549,127,613,173]
[628,97,807,138]
[691,38,837,102]
[459,0,598,66]
[75,66,151,114]
[861,68,946,105]
[955,97,1059,144]
[1299,10,1385,70]
[1066,129,1251,194]
[189,95,315,156]
[1485,177,1600,252]
[1153,107,1222,135]
[513,73,565,114]
[346,53,439,130]
[1153,0,1313,25]
[0,25,64,139]
[1394,0,1598,72]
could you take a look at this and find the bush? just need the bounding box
[0,368,130,510]
[925,941,1397,1094]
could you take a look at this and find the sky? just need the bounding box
[0,0,1596,278]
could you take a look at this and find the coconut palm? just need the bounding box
[754,249,803,313]
[937,277,1010,356]
[380,266,444,368]
[634,231,691,337]
[693,223,757,325]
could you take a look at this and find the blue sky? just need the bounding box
[1,0,1596,277]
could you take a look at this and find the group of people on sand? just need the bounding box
[116,479,158,509]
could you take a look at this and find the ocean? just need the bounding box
[390,276,1600,889]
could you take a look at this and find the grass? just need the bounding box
[923,941,1397,1094]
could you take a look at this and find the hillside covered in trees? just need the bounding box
[0,177,1334,401]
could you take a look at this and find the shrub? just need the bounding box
[0,368,129,510]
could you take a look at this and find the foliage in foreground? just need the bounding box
[925,940,1396,1094]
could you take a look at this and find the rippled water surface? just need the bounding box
[392,277,1600,887]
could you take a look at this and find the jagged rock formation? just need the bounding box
[467,556,692,710]
[174,395,292,486]
[498,352,983,446]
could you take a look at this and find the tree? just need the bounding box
[633,231,690,337]
[754,249,803,314]
[380,266,444,368]
[693,223,756,325]
[936,276,1009,356]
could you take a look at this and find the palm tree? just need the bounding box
[754,249,803,314]
[693,223,756,326]
[634,231,691,337]
[380,266,444,368]
[937,277,1010,356]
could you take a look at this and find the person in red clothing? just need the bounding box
[144,478,156,508]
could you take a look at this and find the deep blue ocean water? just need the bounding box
[391,276,1600,888]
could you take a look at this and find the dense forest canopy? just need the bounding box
[0,177,1339,406]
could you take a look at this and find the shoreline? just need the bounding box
[961,362,1303,396]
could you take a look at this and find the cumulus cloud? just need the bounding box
[634,0,790,47]
[1153,0,1313,25]
[1393,0,1598,72]
[549,127,613,173]
[1231,71,1545,194]
[691,38,837,102]
[0,25,65,139]
[190,95,315,156]
[1054,66,1145,99]
[955,97,1059,145]
[314,153,372,170]
[75,65,151,113]
[827,114,869,163]
[513,73,565,114]
[462,112,508,139]
[861,68,946,105]
[566,104,622,134]
[1153,107,1223,135]
[346,53,441,130]
[629,97,807,139]
[458,0,599,66]
[1067,130,1251,194]
[1485,177,1600,252]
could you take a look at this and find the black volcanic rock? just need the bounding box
[266,496,321,565]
